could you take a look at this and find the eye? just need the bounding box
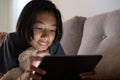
[35,27,43,31]
[50,29,56,32]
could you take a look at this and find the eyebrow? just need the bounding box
[35,21,56,27]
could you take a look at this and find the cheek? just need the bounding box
[30,39,36,47]
[49,33,56,43]
[30,35,40,46]
[33,32,42,40]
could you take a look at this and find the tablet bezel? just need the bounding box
[37,55,102,79]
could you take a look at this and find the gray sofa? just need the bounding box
[61,9,120,79]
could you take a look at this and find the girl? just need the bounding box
[0,0,64,79]
[0,0,96,80]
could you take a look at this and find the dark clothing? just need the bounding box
[0,32,65,74]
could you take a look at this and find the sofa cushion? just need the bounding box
[61,16,86,55]
[78,9,120,79]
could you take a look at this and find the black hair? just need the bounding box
[16,0,62,43]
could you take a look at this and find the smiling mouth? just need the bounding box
[38,41,49,47]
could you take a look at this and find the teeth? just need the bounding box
[39,41,48,46]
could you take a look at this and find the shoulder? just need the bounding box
[49,42,65,56]
[0,32,29,56]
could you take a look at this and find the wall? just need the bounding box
[0,0,14,32]
[0,0,120,32]
[51,0,120,21]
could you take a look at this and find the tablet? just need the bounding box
[36,55,102,80]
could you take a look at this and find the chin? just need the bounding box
[38,47,48,51]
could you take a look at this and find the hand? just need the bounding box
[0,32,7,43]
[80,70,96,80]
[36,50,50,57]
[17,56,46,80]
[31,50,50,68]
[17,66,46,80]
[28,65,46,80]
[29,53,47,80]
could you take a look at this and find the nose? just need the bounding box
[41,29,49,41]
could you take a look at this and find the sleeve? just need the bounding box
[18,51,30,71]
[0,33,17,74]
[0,32,28,74]
[49,42,65,56]
[18,48,35,71]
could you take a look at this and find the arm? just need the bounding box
[0,32,29,74]
[17,42,64,80]
[17,50,49,80]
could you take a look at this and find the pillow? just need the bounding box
[78,9,120,79]
[60,16,86,55]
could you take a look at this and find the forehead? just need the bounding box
[35,12,56,25]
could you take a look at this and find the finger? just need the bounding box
[37,50,48,53]
[36,50,50,57]
[80,71,96,79]
[30,56,43,62]
[80,71,95,76]
[81,75,96,80]
[37,53,50,57]
[28,70,42,80]
[0,34,1,38]
[37,50,49,55]
[30,65,46,75]
[0,32,6,35]
[0,32,7,38]
[34,56,43,61]
[2,32,7,34]
[35,56,43,61]
[0,33,3,38]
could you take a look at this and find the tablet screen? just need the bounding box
[35,55,102,80]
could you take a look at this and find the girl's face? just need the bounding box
[30,12,56,51]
